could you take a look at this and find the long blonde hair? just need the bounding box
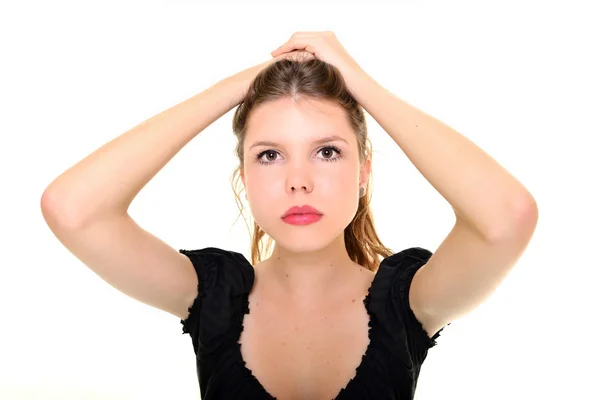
[230,58,392,272]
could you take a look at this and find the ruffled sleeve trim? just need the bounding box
[371,247,450,367]
[178,248,219,336]
[178,247,255,357]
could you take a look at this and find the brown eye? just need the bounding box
[321,148,334,158]
[317,146,342,162]
[257,150,281,164]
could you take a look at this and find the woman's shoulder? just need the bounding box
[179,246,255,287]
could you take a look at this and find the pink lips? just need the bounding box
[281,205,323,225]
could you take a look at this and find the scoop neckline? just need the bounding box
[234,267,379,400]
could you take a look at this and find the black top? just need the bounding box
[179,246,449,399]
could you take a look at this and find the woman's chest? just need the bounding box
[239,291,372,400]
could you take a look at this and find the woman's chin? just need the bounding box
[268,230,342,254]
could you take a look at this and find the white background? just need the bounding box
[1,1,598,399]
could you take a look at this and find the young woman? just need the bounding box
[41,31,538,399]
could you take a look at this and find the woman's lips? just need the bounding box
[282,205,322,218]
[281,213,323,225]
[281,205,323,225]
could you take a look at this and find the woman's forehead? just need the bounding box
[245,98,354,145]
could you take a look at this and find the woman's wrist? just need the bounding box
[221,59,271,106]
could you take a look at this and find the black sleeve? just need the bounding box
[386,247,450,366]
[177,247,254,339]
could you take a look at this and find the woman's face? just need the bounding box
[241,96,371,253]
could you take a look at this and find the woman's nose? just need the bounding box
[286,160,314,194]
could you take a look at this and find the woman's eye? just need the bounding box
[319,147,337,159]
[258,150,280,163]
[317,146,342,162]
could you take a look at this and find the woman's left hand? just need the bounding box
[271,31,367,89]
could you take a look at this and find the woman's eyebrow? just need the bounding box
[249,135,349,150]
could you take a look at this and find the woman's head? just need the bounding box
[231,54,392,271]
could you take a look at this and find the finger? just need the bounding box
[278,50,315,62]
[271,39,307,57]
[272,31,323,56]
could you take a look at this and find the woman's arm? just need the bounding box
[345,69,538,335]
[41,60,270,228]
[39,60,273,320]
[348,70,537,240]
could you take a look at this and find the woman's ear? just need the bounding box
[360,158,372,187]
